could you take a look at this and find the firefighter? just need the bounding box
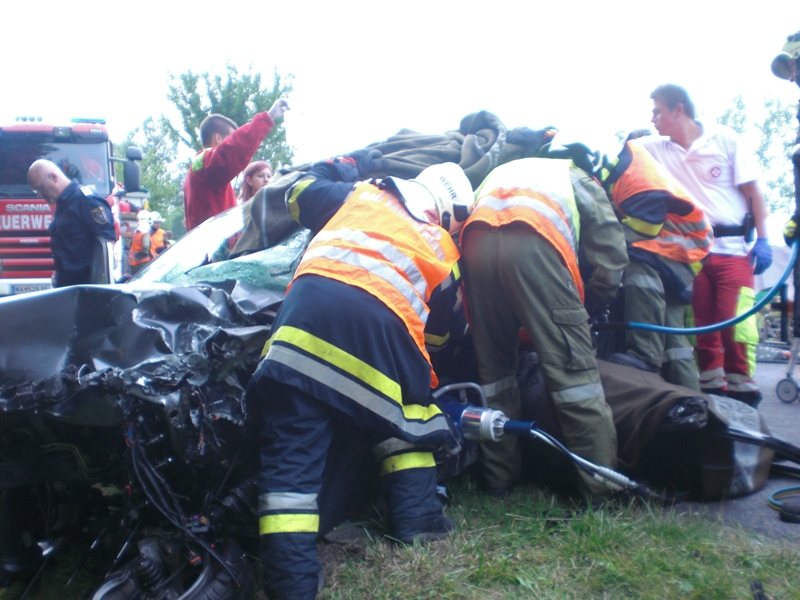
[600,140,713,390]
[247,153,474,600]
[148,212,168,258]
[128,210,152,274]
[460,157,628,498]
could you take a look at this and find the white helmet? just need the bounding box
[150,211,164,223]
[136,210,151,232]
[391,162,475,234]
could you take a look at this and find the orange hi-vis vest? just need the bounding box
[128,231,151,267]
[462,158,585,300]
[604,142,712,264]
[291,182,460,388]
[150,228,167,258]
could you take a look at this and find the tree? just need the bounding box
[717,94,748,137]
[164,64,294,170]
[716,95,798,214]
[115,116,185,236]
[755,97,797,215]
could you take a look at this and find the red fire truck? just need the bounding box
[0,117,140,296]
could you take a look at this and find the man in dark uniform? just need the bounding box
[28,160,116,287]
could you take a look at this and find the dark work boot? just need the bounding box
[392,514,454,544]
[382,462,452,544]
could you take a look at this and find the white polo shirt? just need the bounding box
[634,124,759,256]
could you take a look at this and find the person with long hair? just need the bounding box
[238,161,273,203]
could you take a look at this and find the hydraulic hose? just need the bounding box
[437,397,671,500]
[595,239,799,334]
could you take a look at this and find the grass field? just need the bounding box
[3,474,800,599]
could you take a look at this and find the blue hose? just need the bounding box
[624,240,799,335]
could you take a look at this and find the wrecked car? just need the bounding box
[0,112,791,598]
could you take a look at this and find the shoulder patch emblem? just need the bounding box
[91,206,109,224]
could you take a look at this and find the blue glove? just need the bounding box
[750,238,773,275]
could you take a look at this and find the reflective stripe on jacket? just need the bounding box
[128,231,151,267]
[292,181,460,387]
[463,158,585,299]
[601,142,712,265]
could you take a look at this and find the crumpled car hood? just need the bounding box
[0,284,275,425]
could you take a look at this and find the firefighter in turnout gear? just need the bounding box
[460,157,628,498]
[601,140,713,389]
[148,211,168,258]
[128,210,152,274]
[246,152,474,600]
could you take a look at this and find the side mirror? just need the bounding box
[126,146,143,161]
[123,160,140,193]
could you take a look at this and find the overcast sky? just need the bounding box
[2,0,798,170]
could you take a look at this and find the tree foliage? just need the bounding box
[716,94,748,137]
[755,97,797,214]
[115,117,185,235]
[163,64,294,170]
[716,95,798,213]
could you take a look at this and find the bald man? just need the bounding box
[28,160,116,287]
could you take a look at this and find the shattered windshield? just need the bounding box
[130,204,311,292]
[0,137,112,198]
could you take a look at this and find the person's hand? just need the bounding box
[268,98,290,121]
[750,238,773,275]
[784,217,797,246]
[584,287,611,325]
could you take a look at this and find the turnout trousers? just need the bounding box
[692,253,759,395]
[252,382,446,598]
[623,260,700,390]
[462,226,617,497]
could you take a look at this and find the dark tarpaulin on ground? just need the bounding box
[518,358,775,500]
[231,111,555,257]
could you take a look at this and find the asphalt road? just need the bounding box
[686,359,800,540]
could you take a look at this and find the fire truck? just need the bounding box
[0,117,141,296]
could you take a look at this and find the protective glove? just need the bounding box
[783,217,798,247]
[583,287,611,325]
[750,238,773,275]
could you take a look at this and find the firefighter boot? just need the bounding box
[380,456,453,544]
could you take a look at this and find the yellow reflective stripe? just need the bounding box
[287,178,315,223]
[400,402,443,422]
[259,514,319,535]
[380,452,436,476]
[621,215,663,237]
[261,332,275,357]
[733,287,759,345]
[270,326,402,404]
[451,261,460,281]
[264,344,448,439]
[424,331,450,347]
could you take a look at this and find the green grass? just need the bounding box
[4,474,800,599]
[319,475,800,600]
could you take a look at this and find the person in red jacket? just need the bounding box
[183,98,289,231]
